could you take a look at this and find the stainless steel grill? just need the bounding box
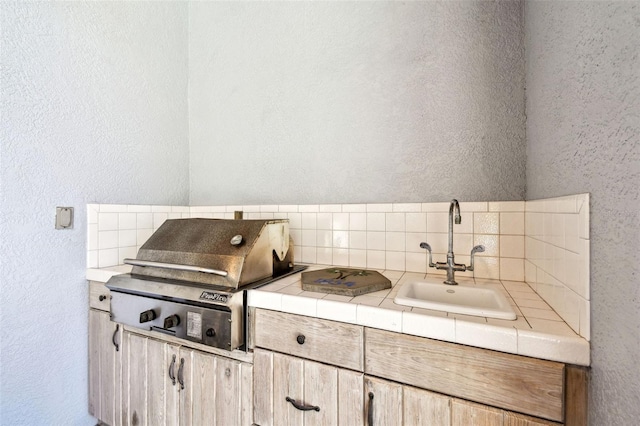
[106,218,304,351]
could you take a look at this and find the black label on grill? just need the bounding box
[199,291,229,303]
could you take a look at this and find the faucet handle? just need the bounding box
[467,245,485,271]
[471,245,485,255]
[420,242,436,267]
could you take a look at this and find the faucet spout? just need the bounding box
[420,199,482,285]
[448,199,461,255]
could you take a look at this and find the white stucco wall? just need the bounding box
[188,1,526,205]
[525,1,640,423]
[0,2,189,424]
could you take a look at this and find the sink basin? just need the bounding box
[394,280,517,320]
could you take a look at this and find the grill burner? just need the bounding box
[106,218,305,351]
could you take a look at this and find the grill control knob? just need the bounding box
[139,309,157,324]
[206,328,216,338]
[164,314,181,329]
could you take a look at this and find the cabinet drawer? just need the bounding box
[89,281,111,311]
[254,309,364,371]
[365,328,565,422]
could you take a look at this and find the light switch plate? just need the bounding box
[56,207,74,229]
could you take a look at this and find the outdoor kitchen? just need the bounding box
[2,1,637,425]
[86,198,590,425]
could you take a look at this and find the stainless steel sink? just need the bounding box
[394,280,517,320]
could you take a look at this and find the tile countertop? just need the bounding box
[247,264,590,367]
[86,264,590,366]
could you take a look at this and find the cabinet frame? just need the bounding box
[251,308,588,425]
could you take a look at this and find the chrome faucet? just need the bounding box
[420,199,485,285]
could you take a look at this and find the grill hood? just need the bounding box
[124,218,293,289]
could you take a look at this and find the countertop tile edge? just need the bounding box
[517,328,590,366]
[86,265,131,282]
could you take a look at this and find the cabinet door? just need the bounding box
[365,376,403,425]
[404,385,450,426]
[89,309,123,426]
[253,349,364,426]
[451,399,504,426]
[123,332,148,426]
[122,332,180,426]
[364,376,452,426]
[147,339,179,426]
[504,411,562,426]
[179,348,253,426]
[273,350,304,426]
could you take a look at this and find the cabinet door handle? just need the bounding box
[285,396,320,412]
[177,358,185,390]
[112,324,120,352]
[168,354,176,386]
[367,392,374,426]
[296,334,305,345]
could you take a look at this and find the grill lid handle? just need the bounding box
[123,258,228,277]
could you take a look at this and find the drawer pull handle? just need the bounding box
[296,334,305,345]
[168,354,176,386]
[178,358,185,390]
[286,396,320,412]
[99,294,107,301]
[112,324,120,352]
[367,392,374,426]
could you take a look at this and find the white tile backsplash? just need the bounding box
[301,213,317,229]
[349,213,366,231]
[86,194,590,341]
[349,231,367,250]
[489,201,525,212]
[118,230,136,247]
[500,212,524,235]
[500,235,524,258]
[405,213,427,233]
[342,204,366,213]
[524,193,590,339]
[98,213,118,231]
[98,231,118,250]
[367,231,385,250]
[386,213,405,232]
[332,213,349,230]
[426,212,448,233]
[474,212,500,234]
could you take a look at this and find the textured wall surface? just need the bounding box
[525,1,640,423]
[0,2,189,424]
[189,1,525,205]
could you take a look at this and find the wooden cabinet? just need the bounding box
[364,376,402,425]
[91,296,586,426]
[179,346,253,425]
[363,377,561,426]
[365,376,454,426]
[504,411,563,426]
[252,308,585,426]
[122,332,179,425]
[89,308,123,426]
[365,327,565,422]
[451,399,505,425]
[89,281,112,311]
[121,331,253,426]
[253,349,364,426]
[89,280,253,426]
[253,308,364,371]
